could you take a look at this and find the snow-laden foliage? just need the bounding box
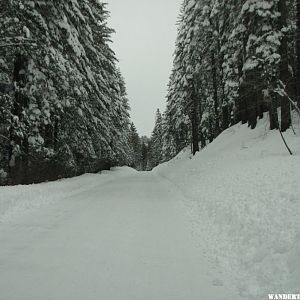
[0,0,134,185]
[147,109,163,169]
[160,0,298,162]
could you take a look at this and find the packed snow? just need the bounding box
[0,168,237,299]
[0,115,300,299]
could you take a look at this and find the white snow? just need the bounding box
[155,114,300,299]
[0,167,135,224]
[1,115,300,299]
[0,168,236,299]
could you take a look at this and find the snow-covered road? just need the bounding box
[0,169,236,300]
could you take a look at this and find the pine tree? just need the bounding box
[140,136,150,171]
[161,0,298,163]
[160,112,177,163]
[0,0,133,185]
[148,109,163,168]
[128,123,142,170]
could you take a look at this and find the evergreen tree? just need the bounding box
[160,0,299,163]
[148,109,163,169]
[140,136,150,171]
[128,123,142,170]
[0,0,133,185]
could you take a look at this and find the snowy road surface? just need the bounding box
[0,169,237,300]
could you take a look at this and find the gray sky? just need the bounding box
[106,0,182,136]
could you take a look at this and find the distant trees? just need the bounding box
[128,123,142,170]
[148,109,163,167]
[130,109,166,171]
[157,0,300,163]
[127,123,152,171]
[0,1,134,185]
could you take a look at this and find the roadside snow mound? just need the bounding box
[155,116,300,299]
[0,167,137,224]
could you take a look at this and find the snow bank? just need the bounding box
[155,115,300,299]
[0,167,137,224]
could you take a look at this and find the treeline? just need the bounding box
[127,122,150,171]
[127,110,164,171]
[150,0,300,168]
[0,1,137,185]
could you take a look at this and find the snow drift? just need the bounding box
[155,115,300,299]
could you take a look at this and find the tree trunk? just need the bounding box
[222,104,229,130]
[246,69,258,129]
[211,51,220,137]
[199,130,206,149]
[267,92,279,130]
[296,0,300,108]
[238,81,248,125]
[10,53,29,184]
[278,0,291,132]
[191,89,199,155]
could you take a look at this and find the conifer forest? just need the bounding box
[1,0,300,185]
[0,1,135,184]
[1,1,300,299]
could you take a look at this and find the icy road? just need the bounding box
[0,168,236,300]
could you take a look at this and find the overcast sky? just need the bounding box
[106,0,182,136]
